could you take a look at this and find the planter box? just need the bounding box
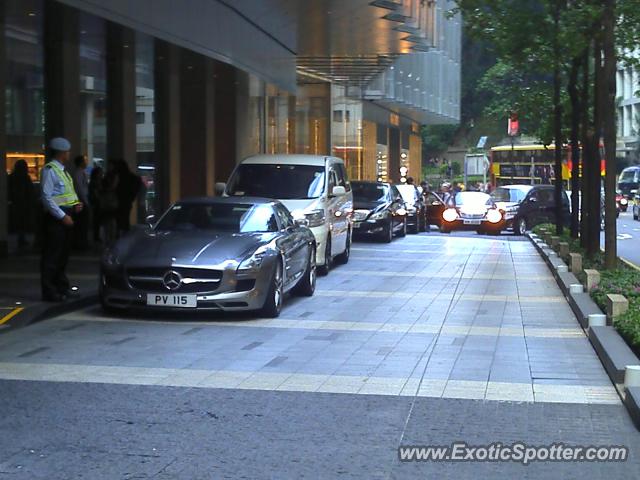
[607,294,629,321]
[584,269,600,291]
[569,252,582,274]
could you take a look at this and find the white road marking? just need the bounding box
[0,361,619,404]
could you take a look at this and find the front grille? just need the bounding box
[127,267,223,293]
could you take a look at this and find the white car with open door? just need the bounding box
[218,155,353,275]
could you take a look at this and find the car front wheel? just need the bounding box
[515,217,528,236]
[261,260,284,318]
[317,236,332,276]
[334,230,351,265]
[293,247,316,296]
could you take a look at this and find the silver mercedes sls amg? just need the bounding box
[99,197,317,317]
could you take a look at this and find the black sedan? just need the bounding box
[440,191,505,234]
[351,181,408,242]
[100,197,316,318]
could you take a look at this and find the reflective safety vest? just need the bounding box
[46,162,80,207]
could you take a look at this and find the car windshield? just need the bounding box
[619,170,638,183]
[155,203,278,233]
[352,183,388,202]
[226,163,325,199]
[396,185,417,204]
[491,187,528,203]
[454,192,492,206]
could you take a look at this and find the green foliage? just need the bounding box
[421,125,458,157]
[533,222,640,349]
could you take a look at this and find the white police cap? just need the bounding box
[49,137,71,152]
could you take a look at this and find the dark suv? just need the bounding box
[491,184,570,235]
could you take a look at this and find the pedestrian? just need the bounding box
[88,166,104,244]
[406,177,415,186]
[8,159,35,248]
[114,159,142,237]
[40,137,83,302]
[72,154,90,250]
[441,182,454,206]
[100,162,119,245]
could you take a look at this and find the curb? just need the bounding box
[0,293,97,334]
[527,232,640,430]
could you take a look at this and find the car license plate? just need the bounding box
[463,219,482,225]
[147,294,197,308]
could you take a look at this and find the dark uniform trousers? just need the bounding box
[40,210,72,298]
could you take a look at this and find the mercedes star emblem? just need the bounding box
[162,270,182,291]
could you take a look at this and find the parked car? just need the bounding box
[99,197,316,318]
[617,166,640,199]
[633,190,640,221]
[491,184,570,235]
[351,181,407,242]
[396,184,426,233]
[440,191,505,234]
[219,155,353,275]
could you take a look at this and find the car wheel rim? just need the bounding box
[519,219,526,234]
[309,252,316,287]
[274,264,283,309]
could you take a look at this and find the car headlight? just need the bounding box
[304,209,326,228]
[370,210,388,221]
[395,208,407,216]
[486,209,503,224]
[237,245,269,273]
[621,198,628,205]
[443,208,458,222]
[102,250,121,267]
[406,206,417,214]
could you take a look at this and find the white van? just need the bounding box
[218,155,353,275]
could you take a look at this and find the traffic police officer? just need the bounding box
[40,137,83,302]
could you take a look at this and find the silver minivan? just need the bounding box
[217,155,353,275]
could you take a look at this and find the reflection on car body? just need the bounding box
[100,197,316,318]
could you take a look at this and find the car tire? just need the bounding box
[398,219,407,237]
[439,224,450,234]
[293,247,316,297]
[382,221,393,243]
[317,236,332,276]
[514,217,528,236]
[261,260,284,318]
[334,230,351,265]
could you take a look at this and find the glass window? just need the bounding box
[333,110,343,123]
[156,203,278,233]
[79,13,107,168]
[135,32,157,219]
[491,187,529,203]
[352,183,389,203]
[5,0,45,179]
[227,164,326,199]
[454,192,492,206]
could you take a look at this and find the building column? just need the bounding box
[0,5,7,256]
[44,0,81,156]
[106,22,136,169]
[388,127,400,183]
[179,50,215,198]
[154,40,181,209]
[214,61,237,182]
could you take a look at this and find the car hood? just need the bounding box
[115,230,276,266]
[457,203,491,215]
[353,200,386,212]
[278,198,319,215]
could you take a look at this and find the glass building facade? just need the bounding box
[0,0,461,254]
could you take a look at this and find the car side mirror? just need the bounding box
[294,218,309,228]
[215,182,226,196]
[145,214,157,227]
[529,197,537,203]
[331,185,346,197]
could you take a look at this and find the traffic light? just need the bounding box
[508,112,519,136]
